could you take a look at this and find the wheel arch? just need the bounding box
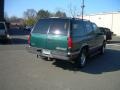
[80,44,90,56]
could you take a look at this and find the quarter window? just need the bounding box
[85,22,93,34]
[92,23,101,33]
[72,21,85,36]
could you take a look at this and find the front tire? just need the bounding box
[100,42,106,54]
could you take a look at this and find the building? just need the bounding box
[10,18,24,29]
[81,12,120,36]
[0,0,4,21]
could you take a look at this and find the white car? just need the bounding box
[0,22,9,42]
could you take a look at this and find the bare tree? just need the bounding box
[23,9,37,26]
[54,10,67,17]
[24,9,37,19]
[68,3,77,18]
[37,9,50,19]
[68,2,81,18]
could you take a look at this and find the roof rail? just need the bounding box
[71,18,90,21]
[50,17,61,18]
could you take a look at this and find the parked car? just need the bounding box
[0,22,9,43]
[27,18,106,67]
[99,27,113,41]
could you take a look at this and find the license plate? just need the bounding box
[42,49,50,55]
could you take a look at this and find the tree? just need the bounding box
[24,9,37,19]
[37,9,51,19]
[23,9,37,26]
[54,10,67,18]
[68,3,80,18]
[24,18,36,26]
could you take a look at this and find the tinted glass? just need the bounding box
[92,23,98,31]
[85,22,93,34]
[49,21,68,35]
[0,23,5,30]
[32,19,68,35]
[72,21,85,36]
[32,20,50,34]
[92,23,101,33]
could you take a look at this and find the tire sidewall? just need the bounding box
[100,42,106,54]
[76,49,87,68]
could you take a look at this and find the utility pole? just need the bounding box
[81,0,85,20]
[0,0,4,21]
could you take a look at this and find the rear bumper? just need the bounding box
[26,45,79,60]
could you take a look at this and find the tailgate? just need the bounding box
[30,33,47,49]
[46,34,68,51]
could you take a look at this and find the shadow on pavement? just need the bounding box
[52,49,120,74]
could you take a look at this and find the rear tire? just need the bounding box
[75,49,87,68]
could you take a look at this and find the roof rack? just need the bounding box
[49,17,60,18]
[71,17,90,21]
[40,17,90,22]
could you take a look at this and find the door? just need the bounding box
[85,22,96,51]
[92,23,104,47]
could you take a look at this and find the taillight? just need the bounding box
[68,37,73,48]
[28,35,30,44]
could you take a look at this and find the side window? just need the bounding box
[85,22,93,34]
[92,23,101,33]
[72,21,85,36]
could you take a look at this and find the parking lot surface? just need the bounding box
[0,29,120,90]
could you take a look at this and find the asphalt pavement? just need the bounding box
[0,29,120,90]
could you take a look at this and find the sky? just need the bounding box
[5,0,120,18]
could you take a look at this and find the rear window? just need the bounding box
[32,20,50,34]
[49,21,68,35]
[32,19,69,35]
[0,23,5,30]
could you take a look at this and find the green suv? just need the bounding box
[27,18,106,67]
